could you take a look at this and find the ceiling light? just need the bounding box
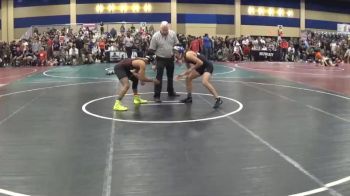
[268,8,274,16]
[107,4,115,13]
[277,8,285,17]
[96,4,104,13]
[119,3,128,13]
[248,6,255,15]
[132,3,140,13]
[143,3,152,13]
[287,10,294,17]
[257,7,265,16]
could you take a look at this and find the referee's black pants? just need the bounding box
[125,47,133,58]
[154,56,176,98]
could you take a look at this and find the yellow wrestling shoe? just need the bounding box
[113,100,128,111]
[133,95,148,104]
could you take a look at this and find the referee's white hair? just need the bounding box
[160,21,169,28]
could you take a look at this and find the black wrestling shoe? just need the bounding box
[180,97,192,103]
[213,98,223,109]
[154,98,162,103]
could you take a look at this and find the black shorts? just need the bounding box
[195,62,214,75]
[114,65,137,82]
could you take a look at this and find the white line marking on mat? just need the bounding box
[0,68,38,79]
[43,69,116,80]
[148,100,180,103]
[0,81,112,98]
[102,112,117,196]
[235,64,346,76]
[143,103,185,106]
[82,92,243,124]
[290,176,350,196]
[213,65,236,75]
[0,188,30,196]
[241,82,350,123]
[0,94,41,126]
[306,105,350,123]
[211,80,350,101]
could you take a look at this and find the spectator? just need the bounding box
[37,47,47,66]
[98,38,106,62]
[68,44,79,65]
[280,39,289,61]
[123,32,134,58]
[110,28,117,38]
[120,24,125,35]
[190,37,201,53]
[345,47,350,63]
[202,34,212,60]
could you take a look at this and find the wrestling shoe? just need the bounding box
[113,100,128,111]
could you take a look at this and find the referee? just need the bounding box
[148,21,179,102]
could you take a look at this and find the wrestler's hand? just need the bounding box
[175,75,183,81]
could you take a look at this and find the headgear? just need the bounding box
[173,46,185,54]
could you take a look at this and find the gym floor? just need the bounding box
[0,62,349,196]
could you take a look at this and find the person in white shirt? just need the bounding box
[69,45,79,65]
[108,43,118,52]
[261,45,268,51]
[287,46,295,62]
[242,37,249,46]
[344,47,350,63]
[330,41,337,55]
[233,42,243,61]
[123,31,134,58]
[260,38,266,47]
[252,38,259,50]
[148,21,179,102]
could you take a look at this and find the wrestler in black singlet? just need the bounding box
[114,59,139,89]
[185,52,214,75]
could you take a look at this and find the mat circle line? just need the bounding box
[82,92,243,124]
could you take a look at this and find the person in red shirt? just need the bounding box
[280,39,289,61]
[190,37,201,53]
[38,47,47,66]
[98,39,106,62]
[198,36,203,53]
[47,38,53,59]
[315,51,322,62]
[99,39,106,50]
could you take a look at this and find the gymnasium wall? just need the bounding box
[76,0,171,34]
[240,0,300,37]
[12,0,171,39]
[0,2,2,40]
[176,0,235,37]
[13,0,70,39]
[305,0,350,31]
[4,0,350,40]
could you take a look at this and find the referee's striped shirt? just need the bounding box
[149,30,179,58]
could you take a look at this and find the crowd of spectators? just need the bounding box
[0,23,154,67]
[181,31,349,64]
[0,23,349,67]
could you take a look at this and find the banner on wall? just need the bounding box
[83,23,97,31]
[337,24,350,34]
